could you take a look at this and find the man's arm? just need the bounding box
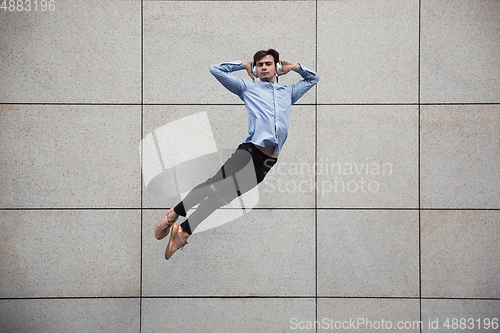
[209,61,251,99]
[280,60,319,104]
[279,60,300,75]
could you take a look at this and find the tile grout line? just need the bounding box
[1,296,499,301]
[1,3,497,328]
[418,0,422,331]
[2,102,498,106]
[140,0,144,331]
[3,207,498,211]
[315,0,319,330]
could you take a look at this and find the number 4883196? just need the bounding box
[1,0,56,11]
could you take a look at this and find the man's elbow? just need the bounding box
[305,71,319,86]
[209,64,218,75]
[313,73,320,85]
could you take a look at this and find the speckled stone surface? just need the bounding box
[142,209,315,296]
[0,0,498,331]
[421,210,500,298]
[317,298,421,332]
[142,298,316,333]
[143,0,317,104]
[420,104,500,209]
[0,210,141,298]
[0,104,141,208]
[317,105,419,208]
[0,298,140,333]
[317,0,419,104]
[318,210,419,297]
[0,0,141,104]
[421,0,500,103]
[421,299,500,333]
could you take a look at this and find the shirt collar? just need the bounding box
[258,75,281,86]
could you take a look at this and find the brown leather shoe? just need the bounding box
[154,207,178,240]
[165,223,189,260]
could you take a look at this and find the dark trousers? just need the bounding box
[174,142,278,234]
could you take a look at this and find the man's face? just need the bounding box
[255,54,276,82]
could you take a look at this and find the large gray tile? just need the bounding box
[318,210,419,297]
[317,0,419,104]
[0,104,141,208]
[0,0,141,103]
[0,210,141,298]
[144,1,317,104]
[318,298,421,332]
[0,298,140,333]
[421,105,500,209]
[141,105,315,209]
[422,299,500,333]
[142,297,315,333]
[421,210,500,298]
[142,209,315,296]
[421,0,500,103]
[317,105,419,208]
[141,105,245,209]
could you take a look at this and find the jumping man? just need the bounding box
[154,49,319,259]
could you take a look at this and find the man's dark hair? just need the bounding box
[253,49,280,65]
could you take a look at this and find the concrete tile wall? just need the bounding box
[0,105,141,208]
[0,0,141,104]
[317,0,419,104]
[0,298,140,333]
[1,0,498,332]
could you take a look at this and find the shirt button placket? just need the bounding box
[273,86,278,142]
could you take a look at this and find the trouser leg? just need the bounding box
[182,156,277,234]
[175,148,253,234]
[173,181,212,217]
[179,174,241,234]
[180,194,226,234]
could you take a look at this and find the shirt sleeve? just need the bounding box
[210,61,248,100]
[290,64,320,104]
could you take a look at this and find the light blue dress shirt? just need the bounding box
[210,61,319,155]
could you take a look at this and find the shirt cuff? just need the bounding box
[295,63,313,76]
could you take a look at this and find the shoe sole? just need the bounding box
[154,207,175,240]
[165,223,180,260]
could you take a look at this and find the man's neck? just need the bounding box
[262,76,276,84]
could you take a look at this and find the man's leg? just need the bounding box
[179,155,280,236]
[180,148,279,234]
[159,146,252,241]
[172,180,214,217]
[167,179,243,258]
[180,194,227,234]
[166,175,244,258]
[165,148,278,259]
[172,147,252,223]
